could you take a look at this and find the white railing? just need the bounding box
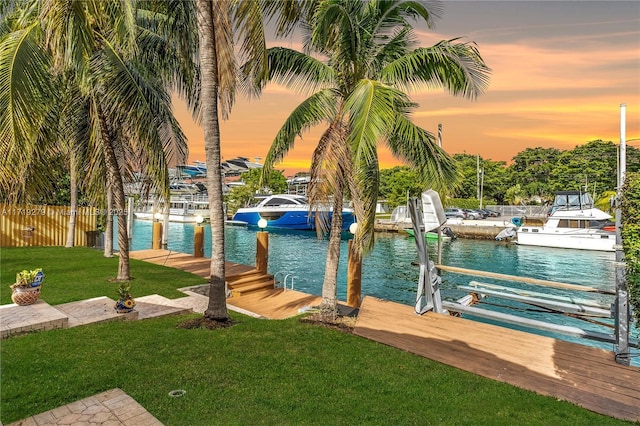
[485,205,548,218]
[273,271,296,290]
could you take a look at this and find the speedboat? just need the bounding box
[232,194,356,231]
[515,191,616,251]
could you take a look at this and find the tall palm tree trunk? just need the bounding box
[320,185,344,315]
[196,0,229,321]
[98,110,130,280]
[65,155,77,247]
[104,188,114,257]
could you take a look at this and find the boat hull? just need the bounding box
[233,209,356,231]
[404,229,452,241]
[134,211,209,223]
[516,227,615,251]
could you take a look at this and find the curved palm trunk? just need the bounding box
[98,109,129,280]
[196,0,229,321]
[65,155,77,247]
[104,188,114,257]
[320,186,344,316]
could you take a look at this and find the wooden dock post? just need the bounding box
[152,221,162,250]
[194,225,204,257]
[256,219,269,273]
[347,239,362,307]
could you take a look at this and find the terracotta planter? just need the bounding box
[11,286,41,306]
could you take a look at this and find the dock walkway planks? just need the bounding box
[130,250,321,319]
[354,297,640,422]
[130,249,255,277]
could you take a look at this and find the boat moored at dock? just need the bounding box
[515,191,616,251]
[232,194,356,231]
[135,193,210,223]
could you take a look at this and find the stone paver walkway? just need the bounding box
[7,389,162,426]
[0,300,68,339]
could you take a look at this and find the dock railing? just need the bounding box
[486,205,548,218]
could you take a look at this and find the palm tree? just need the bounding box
[193,0,310,321]
[261,0,491,313]
[194,0,232,320]
[0,0,187,280]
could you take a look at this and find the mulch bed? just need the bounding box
[299,311,356,333]
[176,317,236,330]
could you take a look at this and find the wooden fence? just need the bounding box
[1,204,99,247]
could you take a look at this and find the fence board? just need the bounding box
[0,204,98,247]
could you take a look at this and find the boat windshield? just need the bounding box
[260,196,306,207]
[550,191,594,213]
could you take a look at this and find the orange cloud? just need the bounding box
[176,4,639,175]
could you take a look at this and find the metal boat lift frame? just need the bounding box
[408,184,636,365]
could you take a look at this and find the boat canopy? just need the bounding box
[257,194,307,207]
[550,191,594,213]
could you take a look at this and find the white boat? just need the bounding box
[515,191,616,252]
[135,193,210,223]
[232,194,356,231]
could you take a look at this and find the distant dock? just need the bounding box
[374,217,518,240]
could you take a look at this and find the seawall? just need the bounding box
[374,218,516,241]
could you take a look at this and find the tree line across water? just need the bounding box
[36,139,639,214]
[379,140,640,210]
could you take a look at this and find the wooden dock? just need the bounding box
[130,250,321,319]
[130,249,639,421]
[354,297,640,422]
[130,249,255,277]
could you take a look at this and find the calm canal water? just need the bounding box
[125,220,638,364]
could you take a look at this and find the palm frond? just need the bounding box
[307,118,350,237]
[211,0,235,119]
[263,0,319,37]
[234,0,268,98]
[265,47,335,95]
[140,0,199,108]
[0,22,57,196]
[40,0,94,79]
[381,38,491,98]
[372,0,442,32]
[370,25,414,75]
[311,0,361,68]
[345,79,402,165]
[93,35,187,201]
[386,113,460,193]
[261,88,337,175]
[349,151,379,252]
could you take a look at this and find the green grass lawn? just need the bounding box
[1,247,208,305]
[0,247,631,425]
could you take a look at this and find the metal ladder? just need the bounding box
[273,271,296,291]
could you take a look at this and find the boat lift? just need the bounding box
[408,190,637,363]
[407,190,447,315]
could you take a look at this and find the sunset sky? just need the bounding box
[174,1,640,176]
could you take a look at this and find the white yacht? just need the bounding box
[232,194,356,231]
[135,193,210,223]
[515,191,616,252]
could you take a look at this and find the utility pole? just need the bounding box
[479,168,485,209]
[614,103,630,365]
[476,155,480,200]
